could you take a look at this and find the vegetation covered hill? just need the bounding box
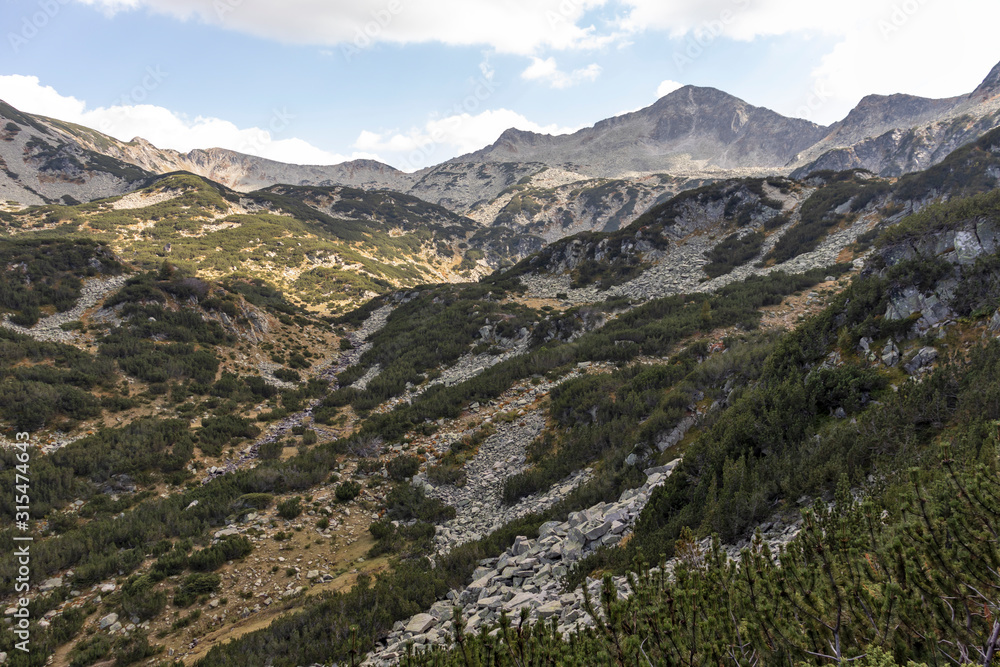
[0,173,524,314]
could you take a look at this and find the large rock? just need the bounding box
[582,521,611,542]
[989,309,1000,333]
[39,578,62,592]
[511,536,531,556]
[405,613,436,634]
[99,612,119,630]
[954,229,987,264]
[504,592,539,611]
[881,340,900,367]
[656,415,696,452]
[904,346,938,375]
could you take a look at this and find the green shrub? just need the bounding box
[276,497,303,519]
[188,536,253,571]
[273,368,301,383]
[386,455,421,481]
[258,440,284,460]
[335,481,362,502]
[117,575,166,622]
[232,493,273,511]
[173,572,221,607]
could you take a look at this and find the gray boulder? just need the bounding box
[904,346,938,375]
[405,613,436,634]
[989,309,1000,333]
[881,340,900,367]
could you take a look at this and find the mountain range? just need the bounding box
[4,60,1000,242]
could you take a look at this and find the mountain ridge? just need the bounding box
[4,59,1000,252]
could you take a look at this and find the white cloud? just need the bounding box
[353,109,580,171]
[656,79,683,98]
[0,74,367,165]
[72,0,618,56]
[521,57,602,89]
[616,0,1000,124]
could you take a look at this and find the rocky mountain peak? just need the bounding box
[972,59,1000,100]
[825,92,962,142]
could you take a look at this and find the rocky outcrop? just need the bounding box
[793,112,1000,178]
[903,346,939,375]
[877,219,999,337]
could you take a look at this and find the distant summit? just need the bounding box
[462,85,827,175]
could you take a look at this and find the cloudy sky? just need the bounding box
[1,0,998,171]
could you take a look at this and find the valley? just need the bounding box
[2,60,1000,667]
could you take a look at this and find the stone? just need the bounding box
[504,592,538,611]
[989,310,1000,333]
[904,346,938,375]
[39,577,62,592]
[108,621,122,633]
[954,229,985,264]
[582,521,611,542]
[655,415,696,452]
[99,613,118,629]
[405,613,436,634]
[536,601,562,618]
[881,340,900,367]
[537,521,563,539]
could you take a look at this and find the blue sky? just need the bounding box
[1,0,998,171]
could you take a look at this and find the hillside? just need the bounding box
[0,173,533,314]
[1,125,1000,667]
[0,102,150,206]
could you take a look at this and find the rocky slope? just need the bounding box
[790,61,1000,177]
[0,102,150,205]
